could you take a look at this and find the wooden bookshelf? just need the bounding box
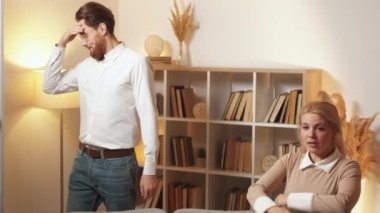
[151,64,322,212]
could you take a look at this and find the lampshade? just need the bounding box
[34,71,80,109]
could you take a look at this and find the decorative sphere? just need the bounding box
[144,34,164,57]
[262,155,278,172]
[193,102,207,119]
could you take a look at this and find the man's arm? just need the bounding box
[43,25,82,94]
[131,57,159,199]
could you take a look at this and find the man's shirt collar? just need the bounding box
[103,42,124,62]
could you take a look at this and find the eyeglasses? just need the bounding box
[77,28,95,42]
[77,32,88,42]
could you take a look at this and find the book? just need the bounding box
[234,91,249,121]
[224,91,241,120]
[232,140,241,171]
[181,87,196,118]
[279,94,289,123]
[229,91,244,120]
[224,136,241,170]
[238,140,245,172]
[243,141,252,173]
[263,95,279,122]
[269,92,289,123]
[170,86,178,117]
[222,91,235,119]
[188,185,202,208]
[287,89,302,124]
[220,141,227,169]
[179,137,187,166]
[171,137,180,166]
[175,183,184,209]
[170,85,184,117]
[243,91,253,122]
[295,92,303,123]
[176,87,185,118]
[168,182,177,213]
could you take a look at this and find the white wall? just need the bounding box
[119,0,380,212]
[120,0,380,128]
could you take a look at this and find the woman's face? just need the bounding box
[300,113,336,162]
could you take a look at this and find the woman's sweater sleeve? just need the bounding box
[312,161,362,213]
[247,154,289,211]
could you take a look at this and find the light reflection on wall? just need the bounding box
[3,0,87,70]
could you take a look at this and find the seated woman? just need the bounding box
[247,101,361,213]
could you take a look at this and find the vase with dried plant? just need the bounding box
[169,0,194,65]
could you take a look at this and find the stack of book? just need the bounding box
[263,89,303,124]
[220,136,252,173]
[170,136,194,167]
[224,187,250,211]
[168,182,203,213]
[278,142,302,157]
[222,90,253,121]
[170,85,197,118]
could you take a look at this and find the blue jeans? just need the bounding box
[66,150,138,212]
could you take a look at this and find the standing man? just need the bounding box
[43,2,158,212]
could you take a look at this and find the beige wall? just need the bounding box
[3,0,118,212]
[3,0,380,212]
[119,0,380,212]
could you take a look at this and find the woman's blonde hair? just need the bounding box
[298,101,346,156]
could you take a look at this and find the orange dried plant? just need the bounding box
[169,0,194,44]
[317,91,380,181]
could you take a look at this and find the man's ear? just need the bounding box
[98,23,108,36]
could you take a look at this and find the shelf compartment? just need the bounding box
[208,175,251,210]
[166,70,208,118]
[208,123,253,172]
[254,126,299,175]
[210,72,254,121]
[166,121,206,167]
[166,170,206,211]
[255,72,303,123]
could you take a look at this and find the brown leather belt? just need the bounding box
[79,143,134,159]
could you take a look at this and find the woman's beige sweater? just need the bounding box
[247,152,361,213]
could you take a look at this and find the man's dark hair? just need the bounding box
[75,2,115,34]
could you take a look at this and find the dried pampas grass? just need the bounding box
[169,0,193,43]
[317,91,380,182]
[344,113,380,181]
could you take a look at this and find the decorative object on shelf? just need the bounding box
[317,91,380,182]
[144,34,165,57]
[169,0,194,65]
[196,148,206,167]
[261,155,278,172]
[193,102,206,119]
[148,56,172,64]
